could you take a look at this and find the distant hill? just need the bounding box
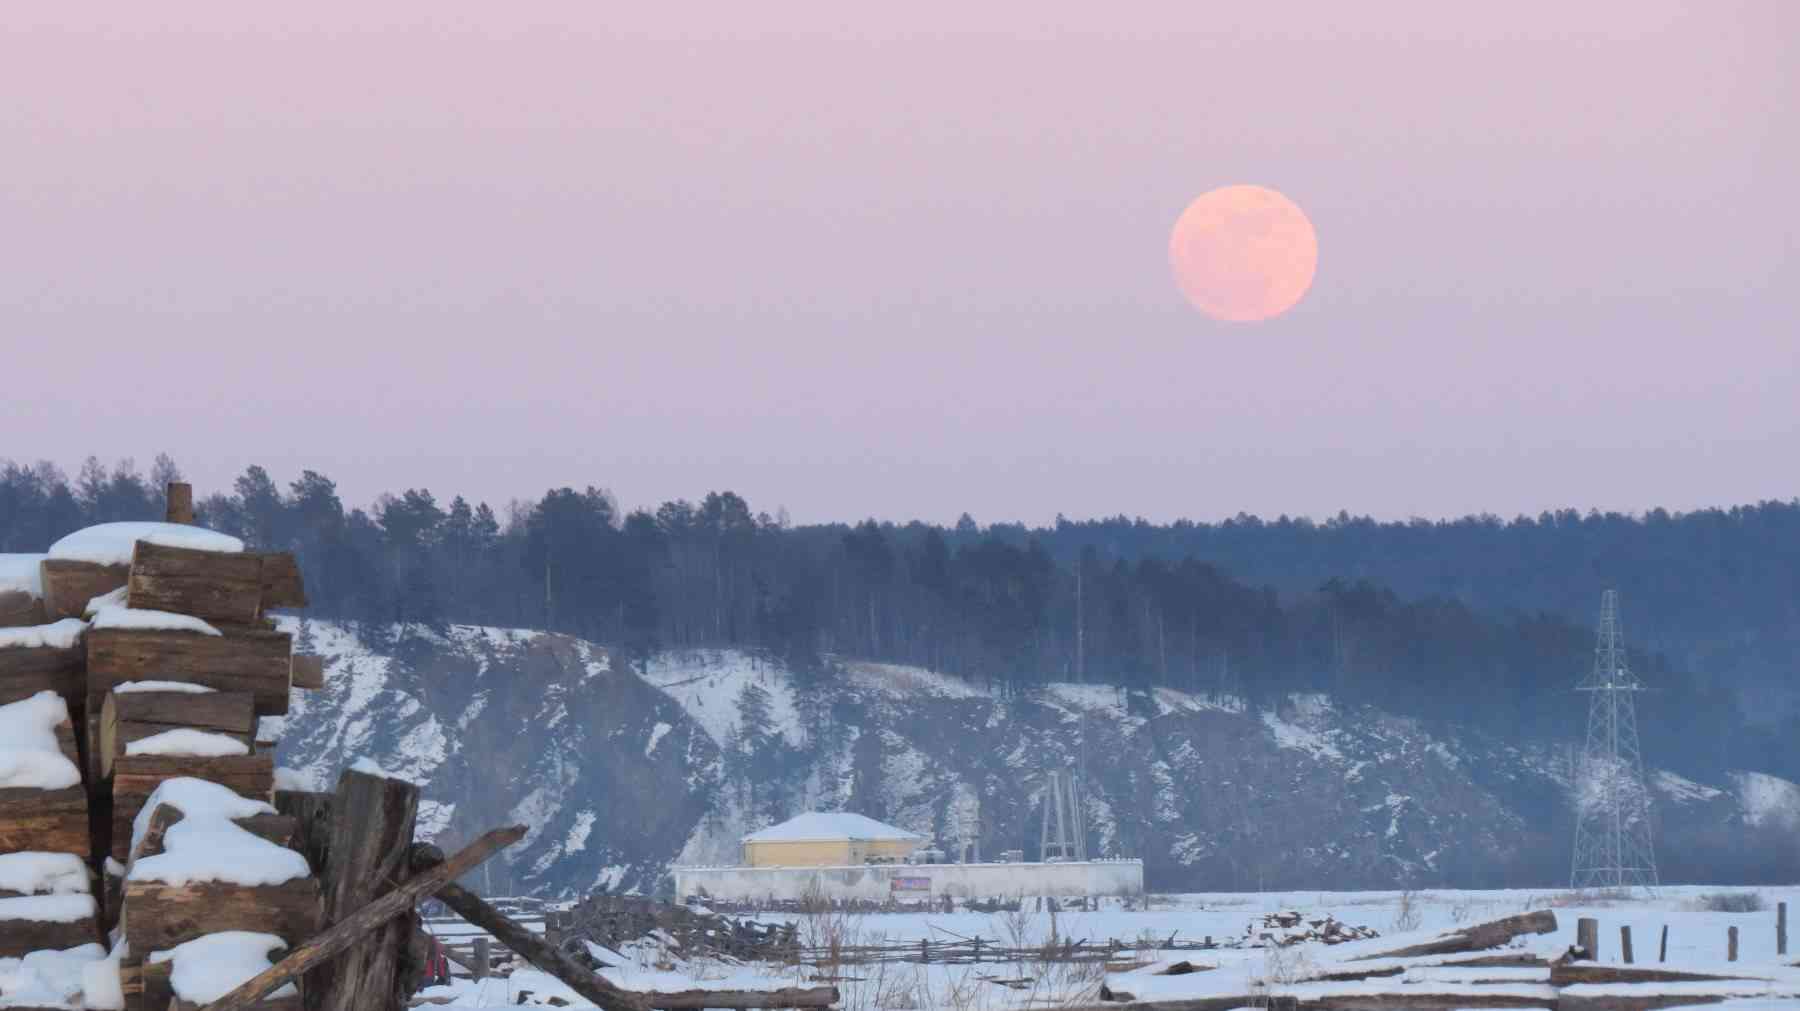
[272,622,1800,898]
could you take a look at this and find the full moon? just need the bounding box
[1169,184,1318,322]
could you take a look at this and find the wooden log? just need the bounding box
[123,878,322,953]
[0,785,89,855]
[1053,999,1299,1011]
[88,627,294,716]
[41,559,128,620]
[472,937,490,981]
[113,753,273,799]
[1577,917,1600,960]
[0,637,85,706]
[1660,924,1668,963]
[0,895,99,957]
[1728,924,1738,961]
[0,589,48,628]
[196,824,524,1011]
[1550,962,1771,986]
[166,482,194,524]
[107,689,258,734]
[101,689,256,777]
[128,803,297,865]
[259,554,308,611]
[1350,910,1558,961]
[310,769,419,1011]
[289,655,325,691]
[639,987,840,1009]
[1557,995,1730,1011]
[1781,901,1789,957]
[1621,924,1634,964]
[112,753,275,859]
[409,842,649,1011]
[273,791,334,876]
[128,541,265,627]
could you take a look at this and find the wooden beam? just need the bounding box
[123,877,322,952]
[289,655,325,691]
[128,541,265,627]
[0,785,88,856]
[88,627,294,715]
[636,986,840,1009]
[408,843,650,1011]
[310,769,419,1011]
[259,553,308,611]
[40,559,128,621]
[0,636,85,706]
[1349,910,1558,961]
[0,589,47,628]
[273,791,334,876]
[0,897,100,957]
[197,825,525,1011]
[102,689,256,777]
[166,482,194,524]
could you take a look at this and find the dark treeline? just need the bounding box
[0,457,1781,783]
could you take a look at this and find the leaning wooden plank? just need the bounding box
[41,559,129,620]
[0,589,48,628]
[123,877,323,952]
[258,553,308,610]
[198,825,526,1011]
[88,627,293,716]
[410,843,651,1011]
[128,541,265,626]
[1348,910,1558,961]
[0,892,100,957]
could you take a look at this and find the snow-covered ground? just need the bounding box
[414,884,1800,1009]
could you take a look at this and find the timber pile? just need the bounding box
[1250,911,1381,947]
[549,894,799,965]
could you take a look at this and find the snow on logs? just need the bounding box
[0,554,49,628]
[0,691,89,858]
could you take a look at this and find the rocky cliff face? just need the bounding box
[270,620,1794,897]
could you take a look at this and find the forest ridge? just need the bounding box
[2,455,1793,785]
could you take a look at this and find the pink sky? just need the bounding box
[3,2,1795,524]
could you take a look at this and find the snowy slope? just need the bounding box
[277,626,1800,897]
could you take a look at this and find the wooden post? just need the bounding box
[166,482,194,524]
[1728,925,1738,962]
[472,937,490,981]
[1659,924,1668,963]
[1577,917,1599,961]
[1620,925,1634,964]
[310,769,419,1011]
[1780,902,1789,957]
[195,824,522,1011]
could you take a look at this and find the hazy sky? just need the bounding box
[4,2,1794,525]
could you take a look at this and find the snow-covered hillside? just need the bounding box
[274,622,1800,897]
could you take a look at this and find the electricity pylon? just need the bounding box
[1040,770,1087,861]
[1570,589,1659,893]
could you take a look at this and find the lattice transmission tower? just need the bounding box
[1040,770,1087,861]
[1570,589,1659,893]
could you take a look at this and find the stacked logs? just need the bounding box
[0,484,329,1009]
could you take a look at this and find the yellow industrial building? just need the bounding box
[741,812,925,867]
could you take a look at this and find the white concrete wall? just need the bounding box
[674,860,1144,903]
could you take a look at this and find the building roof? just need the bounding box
[742,811,924,845]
